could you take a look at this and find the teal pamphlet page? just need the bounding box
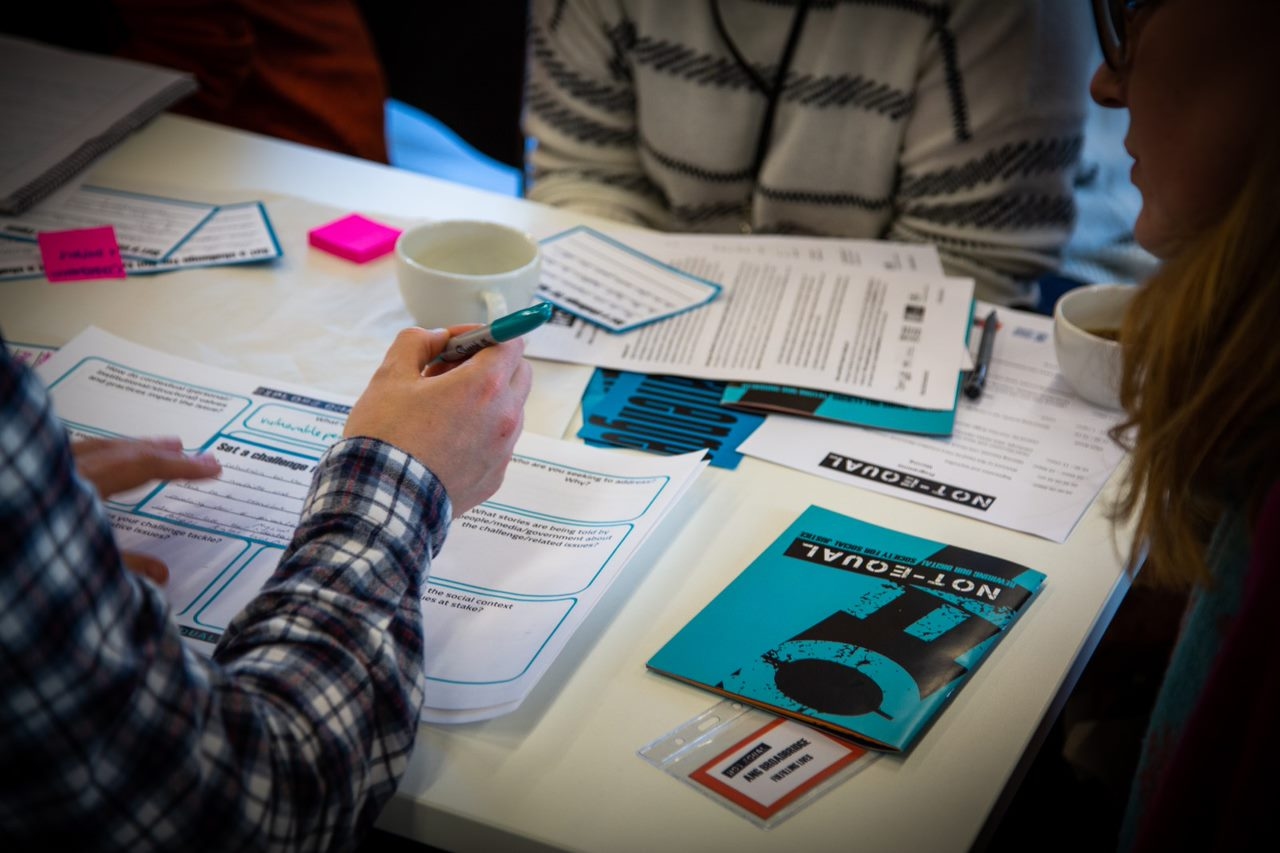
[647,505,1045,752]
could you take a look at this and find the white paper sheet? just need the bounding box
[526,232,972,410]
[36,327,703,720]
[417,437,704,720]
[0,184,215,259]
[125,202,282,273]
[623,232,944,275]
[0,236,43,280]
[736,304,1128,542]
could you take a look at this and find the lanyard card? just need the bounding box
[639,699,874,828]
[538,226,721,333]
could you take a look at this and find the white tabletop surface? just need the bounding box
[0,115,1132,853]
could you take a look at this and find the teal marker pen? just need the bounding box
[434,301,554,363]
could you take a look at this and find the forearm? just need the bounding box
[207,437,450,849]
[0,355,448,852]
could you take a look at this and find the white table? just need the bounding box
[0,115,1131,852]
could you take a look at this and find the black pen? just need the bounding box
[963,309,998,400]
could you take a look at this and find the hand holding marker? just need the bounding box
[433,302,554,364]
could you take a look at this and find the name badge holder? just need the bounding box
[638,699,875,829]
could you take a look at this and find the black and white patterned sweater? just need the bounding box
[524,0,1094,306]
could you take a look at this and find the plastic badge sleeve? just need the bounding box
[638,700,875,828]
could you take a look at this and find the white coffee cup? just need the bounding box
[1053,283,1137,410]
[395,219,541,327]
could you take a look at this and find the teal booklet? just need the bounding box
[647,505,1045,752]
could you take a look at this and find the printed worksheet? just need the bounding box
[418,437,704,721]
[737,304,1128,542]
[0,201,281,279]
[125,202,282,273]
[526,232,971,411]
[37,328,704,721]
[0,237,43,280]
[0,185,216,259]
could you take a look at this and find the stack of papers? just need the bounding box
[736,303,1127,542]
[527,231,973,412]
[0,185,282,280]
[527,230,1124,542]
[36,328,705,722]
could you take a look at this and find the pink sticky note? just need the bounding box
[308,214,402,263]
[38,227,127,283]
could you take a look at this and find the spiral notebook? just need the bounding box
[0,35,197,215]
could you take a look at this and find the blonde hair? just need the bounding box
[1110,136,1280,587]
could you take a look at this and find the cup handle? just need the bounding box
[482,290,508,323]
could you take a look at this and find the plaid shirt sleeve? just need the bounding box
[0,345,452,852]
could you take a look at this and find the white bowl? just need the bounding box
[1052,283,1136,410]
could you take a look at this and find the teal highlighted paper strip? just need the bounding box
[719,382,958,436]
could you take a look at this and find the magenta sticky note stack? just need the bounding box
[38,226,127,282]
[308,214,401,263]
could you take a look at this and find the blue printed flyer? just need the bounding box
[647,505,1045,752]
[579,368,765,469]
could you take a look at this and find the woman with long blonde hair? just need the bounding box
[1088,0,1280,848]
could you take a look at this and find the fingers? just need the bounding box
[385,327,449,376]
[72,435,183,459]
[75,439,222,498]
[345,330,534,515]
[122,448,220,486]
[422,324,499,377]
[437,339,530,407]
[122,551,169,585]
[456,334,527,375]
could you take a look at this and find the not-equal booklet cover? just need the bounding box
[647,505,1045,752]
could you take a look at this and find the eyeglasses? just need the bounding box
[1091,0,1155,70]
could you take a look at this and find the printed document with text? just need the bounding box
[38,328,704,721]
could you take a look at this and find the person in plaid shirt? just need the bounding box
[0,327,531,851]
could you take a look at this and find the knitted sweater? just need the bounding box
[524,0,1094,306]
